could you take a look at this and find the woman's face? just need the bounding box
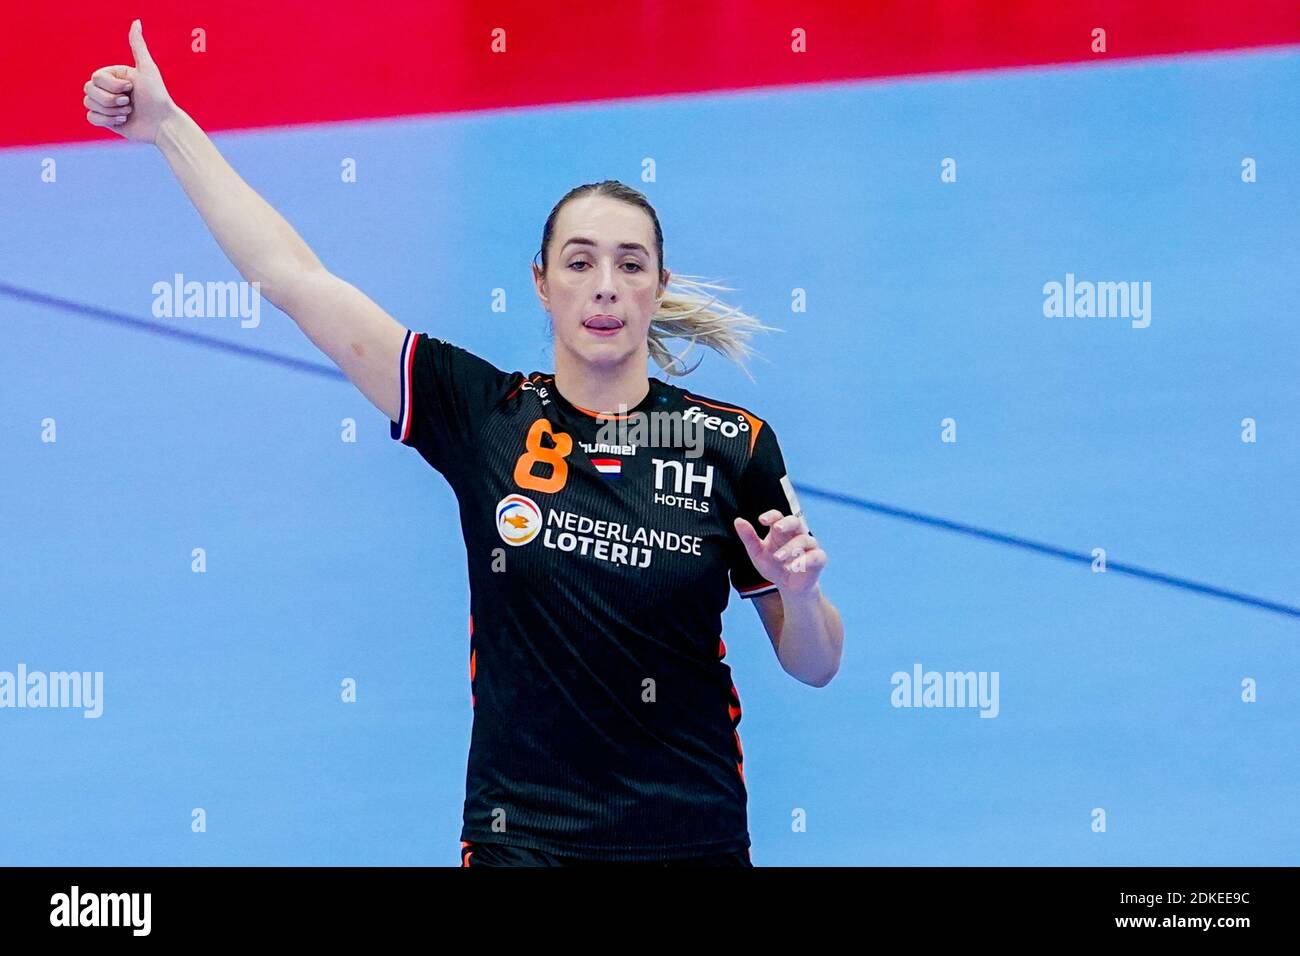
[533,194,670,372]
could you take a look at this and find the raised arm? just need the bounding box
[85,19,406,422]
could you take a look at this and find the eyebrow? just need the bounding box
[560,237,652,257]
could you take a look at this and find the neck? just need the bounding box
[552,346,651,415]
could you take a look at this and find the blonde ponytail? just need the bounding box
[648,274,784,382]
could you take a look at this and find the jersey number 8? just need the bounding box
[513,419,573,494]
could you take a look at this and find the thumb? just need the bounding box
[128,19,156,70]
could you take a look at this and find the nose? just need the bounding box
[594,260,617,304]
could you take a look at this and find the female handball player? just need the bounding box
[84,19,844,867]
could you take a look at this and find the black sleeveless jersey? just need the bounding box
[389,330,806,861]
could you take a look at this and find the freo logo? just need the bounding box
[683,405,750,439]
[496,494,542,546]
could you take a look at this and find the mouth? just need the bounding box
[583,315,624,337]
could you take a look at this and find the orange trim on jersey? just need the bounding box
[538,375,650,421]
[683,393,764,457]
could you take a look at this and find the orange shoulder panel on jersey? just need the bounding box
[682,393,765,459]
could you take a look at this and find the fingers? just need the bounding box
[734,511,827,580]
[84,93,132,117]
[739,510,818,554]
[773,532,817,562]
[783,547,827,576]
[86,98,131,119]
[733,516,762,556]
[90,66,133,95]
[86,110,128,129]
[739,510,799,550]
[755,509,809,551]
[84,79,132,110]
[767,511,808,535]
[84,65,134,130]
[758,509,809,534]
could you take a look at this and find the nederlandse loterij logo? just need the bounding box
[496,494,542,546]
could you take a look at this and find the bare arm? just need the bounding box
[86,20,406,422]
[754,588,843,688]
[735,510,843,687]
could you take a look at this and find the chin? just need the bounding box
[579,345,630,364]
[572,330,627,351]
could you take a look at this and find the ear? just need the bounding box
[532,261,549,307]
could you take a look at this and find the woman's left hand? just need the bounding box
[733,510,827,595]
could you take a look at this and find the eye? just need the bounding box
[567,260,645,272]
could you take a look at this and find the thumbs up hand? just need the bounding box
[84,19,175,143]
